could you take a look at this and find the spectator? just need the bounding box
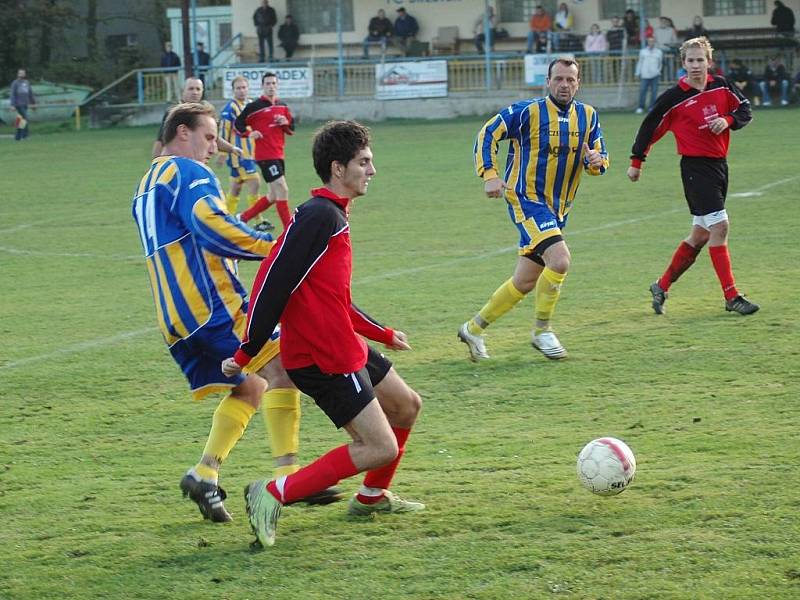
[584,24,608,84]
[584,23,608,53]
[363,9,393,58]
[474,5,497,53]
[10,68,35,141]
[635,36,663,113]
[644,19,654,40]
[728,58,760,103]
[759,55,791,106]
[623,9,640,49]
[394,7,419,55]
[654,17,678,50]
[686,15,709,41]
[607,16,625,52]
[526,5,552,54]
[253,0,277,63]
[278,14,300,60]
[771,1,796,34]
[196,42,210,84]
[553,2,573,50]
[160,41,181,102]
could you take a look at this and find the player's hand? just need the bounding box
[221,357,243,377]
[627,166,641,182]
[484,177,508,198]
[233,146,244,156]
[250,130,263,140]
[275,115,289,126]
[386,330,412,351]
[708,117,729,135]
[583,143,604,168]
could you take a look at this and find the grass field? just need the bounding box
[1,108,799,599]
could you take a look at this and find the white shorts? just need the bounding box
[692,209,728,230]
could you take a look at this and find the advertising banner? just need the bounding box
[375,60,448,100]
[525,53,574,87]
[222,67,313,99]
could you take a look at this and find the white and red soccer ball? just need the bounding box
[576,437,637,496]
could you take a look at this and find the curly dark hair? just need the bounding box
[312,120,371,183]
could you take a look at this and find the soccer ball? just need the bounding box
[576,437,636,496]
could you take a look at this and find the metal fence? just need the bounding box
[83,50,793,108]
[133,53,685,103]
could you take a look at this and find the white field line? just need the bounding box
[0,176,795,370]
[0,327,154,371]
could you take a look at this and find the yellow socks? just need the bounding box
[534,267,567,332]
[263,388,301,477]
[226,193,240,215]
[468,278,526,334]
[195,395,256,481]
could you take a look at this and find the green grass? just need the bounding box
[1,109,799,599]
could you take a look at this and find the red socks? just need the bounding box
[267,444,358,504]
[658,241,700,292]
[708,245,739,300]
[240,196,272,222]
[356,427,411,505]
[275,200,291,228]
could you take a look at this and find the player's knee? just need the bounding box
[548,254,571,274]
[236,375,267,408]
[373,435,399,468]
[401,389,422,422]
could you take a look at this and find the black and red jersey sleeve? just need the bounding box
[234,200,338,366]
[350,304,394,345]
[718,76,752,131]
[630,86,681,166]
[277,101,295,134]
[233,99,261,137]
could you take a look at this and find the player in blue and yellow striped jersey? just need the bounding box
[217,76,271,233]
[133,102,339,523]
[458,58,609,362]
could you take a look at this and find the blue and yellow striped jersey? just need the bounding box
[132,156,273,347]
[219,98,255,167]
[474,96,609,222]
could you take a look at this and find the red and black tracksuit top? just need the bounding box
[630,75,752,167]
[233,95,294,161]
[233,188,394,374]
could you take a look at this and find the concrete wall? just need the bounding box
[122,83,648,131]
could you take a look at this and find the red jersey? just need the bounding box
[233,96,294,161]
[234,188,394,373]
[630,75,752,168]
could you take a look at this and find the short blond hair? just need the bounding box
[680,36,713,62]
[231,75,249,89]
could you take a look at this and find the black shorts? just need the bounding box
[286,346,393,429]
[258,159,286,183]
[522,234,564,266]
[680,156,728,216]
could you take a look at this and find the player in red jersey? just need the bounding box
[222,120,424,548]
[234,72,294,230]
[628,36,759,316]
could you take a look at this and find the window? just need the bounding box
[218,22,232,48]
[287,0,354,34]
[600,0,661,20]
[498,0,557,23]
[703,0,766,16]
[105,33,138,54]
